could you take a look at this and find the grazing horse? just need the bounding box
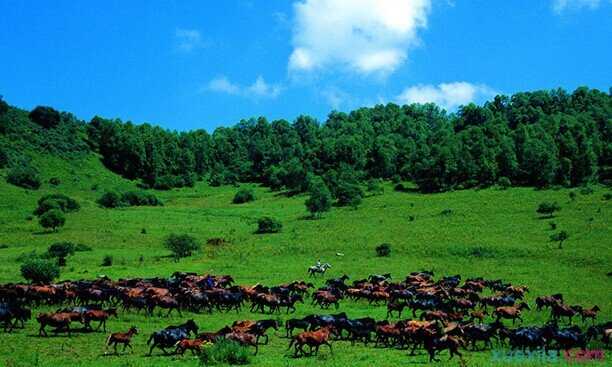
[147,320,198,355]
[288,326,334,357]
[84,308,117,332]
[493,302,530,324]
[106,326,138,354]
[308,263,331,277]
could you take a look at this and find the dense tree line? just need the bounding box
[1,88,610,193]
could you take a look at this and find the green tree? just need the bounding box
[233,188,256,204]
[256,217,282,233]
[536,202,561,218]
[335,180,363,208]
[305,179,332,218]
[164,234,199,260]
[20,258,60,284]
[6,165,41,189]
[550,230,569,249]
[47,242,75,266]
[39,209,66,232]
[29,106,61,128]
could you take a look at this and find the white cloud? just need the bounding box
[289,0,431,76]
[176,28,204,52]
[205,75,282,99]
[552,0,602,13]
[396,82,497,110]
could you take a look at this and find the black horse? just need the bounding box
[147,319,199,355]
[0,303,31,332]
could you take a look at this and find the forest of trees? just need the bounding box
[1,87,610,194]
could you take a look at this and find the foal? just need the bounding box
[106,326,138,354]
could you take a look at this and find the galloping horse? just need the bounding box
[308,263,332,277]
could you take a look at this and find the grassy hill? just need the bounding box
[0,151,610,366]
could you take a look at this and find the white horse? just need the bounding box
[308,263,331,277]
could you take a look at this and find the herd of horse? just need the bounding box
[0,270,610,362]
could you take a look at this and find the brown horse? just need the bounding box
[493,302,530,324]
[106,326,138,354]
[174,338,209,355]
[37,312,77,337]
[288,326,333,357]
[551,301,581,324]
[386,301,407,319]
[84,308,117,332]
[424,333,464,362]
[580,306,600,324]
[225,332,259,355]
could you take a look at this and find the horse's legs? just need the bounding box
[325,341,333,354]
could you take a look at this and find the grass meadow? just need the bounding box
[0,154,610,366]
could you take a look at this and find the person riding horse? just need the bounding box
[308,261,331,277]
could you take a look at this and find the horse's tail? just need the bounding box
[106,334,112,345]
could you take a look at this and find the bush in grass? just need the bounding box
[199,339,251,366]
[97,191,124,208]
[74,243,92,252]
[48,177,61,186]
[366,179,384,195]
[536,201,561,218]
[47,242,75,262]
[305,179,332,218]
[335,181,363,208]
[375,243,391,257]
[604,193,612,201]
[39,209,65,232]
[257,217,282,234]
[569,191,577,201]
[233,188,255,204]
[164,234,199,259]
[20,258,60,284]
[497,176,511,190]
[6,165,41,189]
[580,186,594,195]
[550,230,569,249]
[101,255,113,267]
[34,194,80,216]
[440,208,453,216]
[121,191,163,206]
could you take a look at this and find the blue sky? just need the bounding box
[1,0,610,131]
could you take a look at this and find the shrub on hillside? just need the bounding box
[604,193,612,201]
[29,106,61,129]
[47,242,75,259]
[256,217,282,234]
[233,188,255,204]
[74,243,92,252]
[20,258,60,284]
[305,179,332,218]
[164,234,199,259]
[122,191,163,206]
[6,165,41,189]
[39,209,65,232]
[366,179,384,195]
[101,255,113,267]
[97,191,124,208]
[48,177,61,186]
[35,194,80,215]
[580,186,594,195]
[199,339,251,366]
[536,201,560,218]
[375,243,391,257]
[497,176,511,190]
[153,174,194,190]
[335,181,363,208]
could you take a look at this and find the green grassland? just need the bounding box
[0,153,610,366]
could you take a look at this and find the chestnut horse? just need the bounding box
[288,326,334,357]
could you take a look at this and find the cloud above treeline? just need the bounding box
[206,75,283,99]
[396,82,497,111]
[288,0,431,76]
